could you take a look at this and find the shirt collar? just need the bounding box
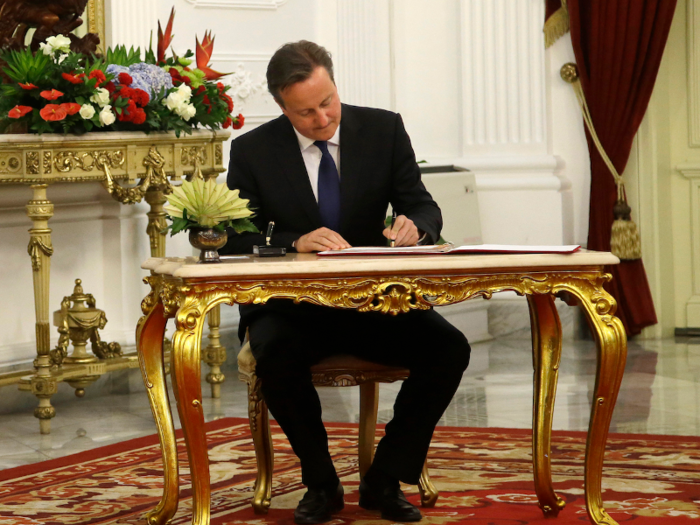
[293,125,341,152]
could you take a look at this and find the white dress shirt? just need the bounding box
[293,126,340,202]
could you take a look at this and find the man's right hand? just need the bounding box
[294,228,351,252]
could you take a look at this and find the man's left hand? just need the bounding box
[383,215,420,246]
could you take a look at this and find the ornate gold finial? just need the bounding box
[560,62,579,84]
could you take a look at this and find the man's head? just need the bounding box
[267,41,341,141]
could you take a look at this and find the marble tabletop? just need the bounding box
[142,250,619,279]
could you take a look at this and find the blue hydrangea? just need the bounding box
[106,63,174,104]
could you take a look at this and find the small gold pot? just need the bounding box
[188,227,228,263]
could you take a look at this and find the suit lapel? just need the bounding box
[273,116,322,227]
[339,105,364,232]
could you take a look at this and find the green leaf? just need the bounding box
[229,218,259,234]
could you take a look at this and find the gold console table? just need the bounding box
[137,251,627,525]
[0,129,230,433]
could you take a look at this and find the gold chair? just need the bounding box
[237,341,439,514]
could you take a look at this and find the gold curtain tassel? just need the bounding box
[560,62,642,261]
[610,199,642,261]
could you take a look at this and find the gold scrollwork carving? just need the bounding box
[215,144,223,166]
[161,281,188,317]
[26,152,39,175]
[181,146,207,167]
[141,275,160,315]
[27,237,54,272]
[43,152,52,174]
[54,150,125,173]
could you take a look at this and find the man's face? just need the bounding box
[278,66,341,141]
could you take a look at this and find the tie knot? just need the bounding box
[314,140,329,154]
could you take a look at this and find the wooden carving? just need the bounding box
[0,0,99,54]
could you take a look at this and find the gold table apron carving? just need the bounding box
[137,251,626,525]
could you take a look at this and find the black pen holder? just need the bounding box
[253,245,287,257]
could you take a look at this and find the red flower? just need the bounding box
[8,105,33,118]
[104,81,116,94]
[157,7,176,64]
[169,68,183,84]
[131,88,150,107]
[216,82,225,92]
[40,104,68,121]
[61,102,81,116]
[40,89,63,101]
[118,99,138,122]
[131,108,147,125]
[62,72,84,84]
[222,116,232,129]
[195,31,230,80]
[118,72,133,86]
[119,86,134,99]
[232,114,244,130]
[19,82,38,90]
[196,85,206,96]
[221,93,234,113]
[182,75,191,86]
[88,70,106,87]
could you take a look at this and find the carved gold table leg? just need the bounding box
[145,186,167,258]
[527,294,565,517]
[26,184,56,434]
[248,372,273,514]
[203,305,226,398]
[171,296,211,525]
[572,284,627,525]
[137,295,179,525]
[418,460,438,508]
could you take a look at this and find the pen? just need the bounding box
[266,221,275,246]
[390,210,397,247]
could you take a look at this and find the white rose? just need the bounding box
[39,42,52,55]
[164,91,186,111]
[56,53,69,64]
[46,35,71,54]
[176,103,197,121]
[177,84,192,99]
[99,105,116,126]
[79,104,96,120]
[90,88,110,108]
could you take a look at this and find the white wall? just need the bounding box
[0,0,595,367]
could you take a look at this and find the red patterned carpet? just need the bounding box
[2,417,700,524]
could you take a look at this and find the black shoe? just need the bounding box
[358,478,422,522]
[294,483,344,524]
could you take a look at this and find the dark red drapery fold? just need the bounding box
[564,0,676,335]
[546,0,564,21]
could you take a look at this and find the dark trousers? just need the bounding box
[247,302,471,488]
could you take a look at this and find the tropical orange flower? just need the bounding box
[40,104,68,121]
[8,105,33,118]
[62,72,84,84]
[19,82,38,90]
[196,31,229,81]
[61,103,81,116]
[40,89,64,101]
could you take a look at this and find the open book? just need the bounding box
[318,243,581,256]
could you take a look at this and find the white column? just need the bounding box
[105,0,159,50]
[335,0,392,109]
[687,1,700,147]
[460,0,546,156]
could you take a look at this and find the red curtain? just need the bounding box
[547,0,676,335]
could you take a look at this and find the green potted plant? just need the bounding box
[164,177,258,263]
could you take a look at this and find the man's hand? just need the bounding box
[294,227,352,252]
[383,215,420,246]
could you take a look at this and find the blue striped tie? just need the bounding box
[314,140,341,231]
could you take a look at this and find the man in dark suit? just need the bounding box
[222,41,470,524]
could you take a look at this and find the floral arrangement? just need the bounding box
[164,178,258,235]
[0,9,244,136]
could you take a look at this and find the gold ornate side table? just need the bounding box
[137,251,627,525]
[0,129,230,433]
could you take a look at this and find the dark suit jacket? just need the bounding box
[221,104,442,334]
